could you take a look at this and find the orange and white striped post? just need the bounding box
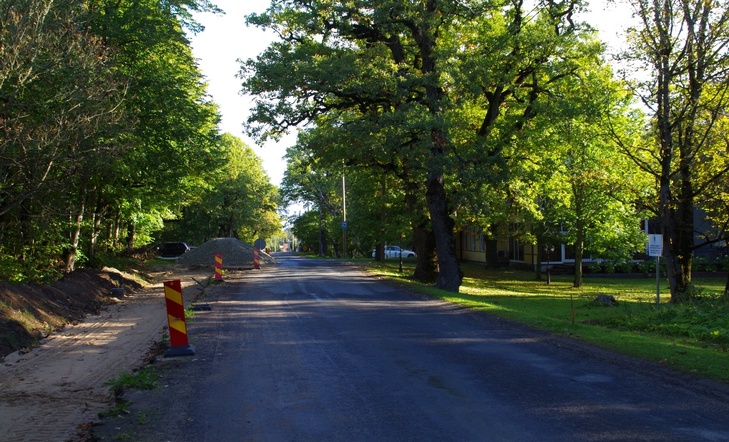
[253,248,260,269]
[163,279,195,357]
[214,253,223,281]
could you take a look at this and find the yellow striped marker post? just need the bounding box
[253,248,260,269]
[214,253,223,281]
[163,279,195,357]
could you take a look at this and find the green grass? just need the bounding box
[106,367,160,397]
[366,261,729,383]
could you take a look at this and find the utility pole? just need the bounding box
[342,173,347,258]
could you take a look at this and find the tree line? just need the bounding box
[241,0,729,303]
[0,0,280,283]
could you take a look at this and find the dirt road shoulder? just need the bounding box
[0,266,212,442]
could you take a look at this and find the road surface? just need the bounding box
[93,254,729,441]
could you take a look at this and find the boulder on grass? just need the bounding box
[592,294,619,306]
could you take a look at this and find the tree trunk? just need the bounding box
[573,231,584,289]
[573,204,585,288]
[318,204,324,256]
[425,171,461,292]
[376,179,386,262]
[113,210,121,245]
[659,152,694,302]
[485,225,499,268]
[64,185,87,273]
[412,222,437,283]
[672,136,696,301]
[535,234,543,281]
[405,181,437,283]
[650,0,695,304]
[417,2,461,292]
[87,209,99,267]
[126,223,135,251]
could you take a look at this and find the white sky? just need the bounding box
[189,1,296,188]
[188,0,635,188]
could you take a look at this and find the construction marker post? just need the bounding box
[253,238,265,269]
[214,253,223,281]
[163,279,195,357]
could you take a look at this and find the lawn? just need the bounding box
[365,261,729,383]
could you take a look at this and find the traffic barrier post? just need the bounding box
[214,253,223,281]
[253,248,260,269]
[163,279,195,357]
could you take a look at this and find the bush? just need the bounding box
[603,294,729,346]
[693,257,717,272]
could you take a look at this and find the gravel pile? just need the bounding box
[176,237,277,268]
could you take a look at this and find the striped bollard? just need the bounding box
[214,253,223,281]
[253,248,260,269]
[163,279,195,357]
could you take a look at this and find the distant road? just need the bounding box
[94,253,729,441]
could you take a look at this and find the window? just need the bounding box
[511,238,524,261]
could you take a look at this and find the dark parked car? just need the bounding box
[157,242,190,259]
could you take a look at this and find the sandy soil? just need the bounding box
[0,266,214,442]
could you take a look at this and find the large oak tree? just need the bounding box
[242,0,590,292]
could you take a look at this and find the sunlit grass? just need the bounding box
[365,261,729,383]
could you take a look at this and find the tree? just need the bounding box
[242,0,589,292]
[281,127,416,260]
[0,0,130,279]
[524,55,651,287]
[74,0,228,261]
[281,134,347,256]
[0,0,229,281]
[173,134,281,243]
[620,0,729,302]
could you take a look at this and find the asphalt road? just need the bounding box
[93,254,729,441]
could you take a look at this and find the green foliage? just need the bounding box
[244,0,650,291]
[167,134,282,244]
[621,1,729,301]
[603,294,729,346]
[290,209,335,255]
[0,0,281,281]
[106,367,160,397]
[635,259,665,276]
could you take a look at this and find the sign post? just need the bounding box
[647,234,663,305]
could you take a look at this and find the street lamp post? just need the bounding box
[342,173,346,259]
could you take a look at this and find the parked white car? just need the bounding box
[371,246,416,259]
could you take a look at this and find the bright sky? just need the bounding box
[189,1,295,188]
[188,1,635,189]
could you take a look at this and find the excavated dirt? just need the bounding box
[176,237,276,267]
[0,264,218,442]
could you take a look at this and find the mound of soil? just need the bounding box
[0,267,143,358]
[177,237,277,267]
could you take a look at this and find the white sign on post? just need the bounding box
[648,234,663,257]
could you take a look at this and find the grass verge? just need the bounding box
[105,366,160,398]
[366,261,729,383]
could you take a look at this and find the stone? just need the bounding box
[592,294,619,306]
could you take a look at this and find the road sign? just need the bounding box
[254,238,266,249]
[647,234,663,257]
[342,221,347,230]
